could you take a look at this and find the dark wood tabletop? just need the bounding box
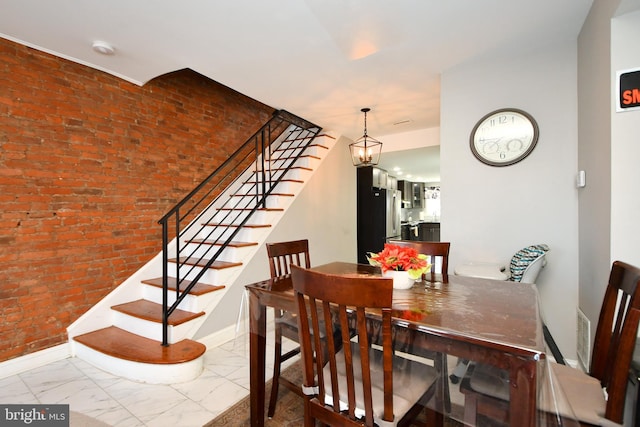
[246,261,546,427]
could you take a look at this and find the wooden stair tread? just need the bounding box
[231,192,294,197]
[74,326,205,364]
[202,222,271,229]
[142,277,225,295]
[274,144,327,152]
[243,179,304,184]
[112,299,204,325]
[170,257,243,269]
[253,166,312,172]
[216,207,284,211]
[271,154,320,161]
[187,239,258,248]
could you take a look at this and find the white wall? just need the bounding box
[576,0,640,354]
[611,9,640,266]
[441,42,580,358]
[577,0,619,340]
[194,135,357,337]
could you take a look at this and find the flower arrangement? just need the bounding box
[367,243,431,280]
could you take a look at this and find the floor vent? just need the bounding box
[576,308,591,370]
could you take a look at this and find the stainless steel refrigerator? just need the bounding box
[386,188,402,241]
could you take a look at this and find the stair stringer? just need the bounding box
[66,132,337,383]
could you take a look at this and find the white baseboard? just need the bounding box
[0,343,71,379]
[0,311,262,381]
[198,324,240,349]
[565,358,579,369]
[197,309,274,349]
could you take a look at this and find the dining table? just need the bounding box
[245,261,550,427]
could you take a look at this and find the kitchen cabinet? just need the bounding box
[372,167,388,189]
[401,222,440,242]
[412,182,425,208]
[401,223,412,240]
[398,180,413,208]
[387,175,397,192]
[419,222,440,242]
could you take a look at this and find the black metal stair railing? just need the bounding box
[157,110,321,345]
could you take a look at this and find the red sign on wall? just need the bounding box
[617,68,640,112]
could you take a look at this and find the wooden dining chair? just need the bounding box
[290,264,442,426]
[386,240,450,283]
[459,260,640,426]
[265,239,311,418]
[385,239,452,415]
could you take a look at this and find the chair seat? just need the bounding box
[276,312,331,339]
[465,362,607,426]
[466,363,510,401]
[548,362,606,425]
[324,342,438,426]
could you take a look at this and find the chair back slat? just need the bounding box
[387,240,451,282]
[590,261,640,422]
[266,239,310,278]
[291,264,394,426]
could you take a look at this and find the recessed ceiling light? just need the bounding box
[92,41,115,55]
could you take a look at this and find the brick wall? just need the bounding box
[0,37,274,361]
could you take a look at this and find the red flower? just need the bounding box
[367,244,430,279]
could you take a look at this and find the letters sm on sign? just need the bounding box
[617,67,640,112]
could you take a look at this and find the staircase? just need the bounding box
[67,111,334,383]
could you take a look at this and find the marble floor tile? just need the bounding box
[103,380,188,424]
[145,399,215,427]
[0,332,263,426]
[0,375,39,404]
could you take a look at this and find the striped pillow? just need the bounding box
[509,244,549,282]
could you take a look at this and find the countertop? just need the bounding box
[401,221,440,226]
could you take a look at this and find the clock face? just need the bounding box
[470,108,539,167]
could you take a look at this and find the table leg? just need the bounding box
[509,359,538,427]
[249,290,267,427]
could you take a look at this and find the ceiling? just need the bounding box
[377,146,440,183]
[0,1,593,143]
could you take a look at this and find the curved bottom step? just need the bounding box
[73,326,205,384]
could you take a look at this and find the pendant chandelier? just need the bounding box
[349,107,382,167]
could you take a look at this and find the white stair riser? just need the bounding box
[269,156,318,169]
[111,311,194,344]
[146,285,199,311]
[208,209,280,226]
[74,342,203,384]
[141,284,217,312]
[229,194,291,209]
[183,243,252,263]
[198,224,264,242]
[274,145,324,157]
[253,168,312,181]
[238,180,301,194]
[168,263,240,285]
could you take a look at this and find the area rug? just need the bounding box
[204,361,463,426]
[204,362,304,427]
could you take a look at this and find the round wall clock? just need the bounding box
[469,108,539,167]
